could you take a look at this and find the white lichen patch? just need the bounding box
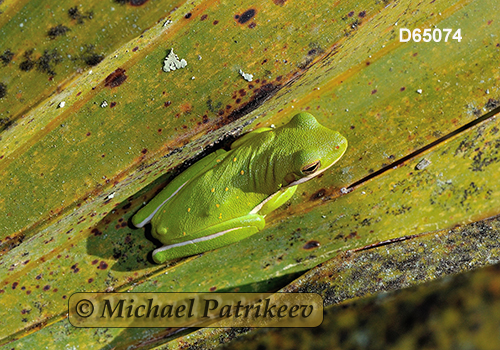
[163,49,187,72]
[415,158,431,170]
[239,69,253,82]
[58,101,66,108]
[100,100,108,108]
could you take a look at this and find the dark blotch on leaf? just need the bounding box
[201,14,208,21]
[83,53,104,66]
[104,68,127,88]
[37,49,62,75]
[19,49,35,72]
[68,7,79,19]
[129,0,148,6]
[0,49,14,65]
[358,11,366,17]
[303,240,320,250]
[485,99,500,110]
[19,60,34,71]
[185,13,192,19]
[0,83,6,98]
[272,0,287,5]
[91,228,102,236]
[68,6,93,24]
[237,9,256,24]
[47,24,70,39]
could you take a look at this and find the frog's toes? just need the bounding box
[156,226,168,236]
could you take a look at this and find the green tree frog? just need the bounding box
[132,112,347,263]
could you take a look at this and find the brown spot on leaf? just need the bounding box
[201,14,208,21]
[210,286,217,291]
[164,101,171,107]
[303,240,320,250]
[98,261,109,270]
[236,9,256,24]
[43,285,51,291]
[272,0,287,5]
[141,148,148,154]
[213,20,219,25]
[359,11,366,17]
[310,188,326,201]
[248,22,256,29]
[180,103,192,113]
[185,13,192,19]
[132,46,139,52]
[371,89,377,94]
[105,68,127,88]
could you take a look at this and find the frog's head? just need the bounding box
[275,112,348,187]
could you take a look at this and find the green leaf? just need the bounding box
[1,0,499,347]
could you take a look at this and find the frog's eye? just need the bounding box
[301,160,321,175]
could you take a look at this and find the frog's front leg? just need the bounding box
[254,185,297,216]
[152,214,265,263]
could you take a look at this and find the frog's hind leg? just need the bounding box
[152,214,265,263]
[132,149,228,228]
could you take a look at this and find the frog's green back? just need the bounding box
[150,112,347,244]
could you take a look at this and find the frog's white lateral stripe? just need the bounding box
[134,180,189,228]
[249,192,278,215]
[153,227,241,253]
